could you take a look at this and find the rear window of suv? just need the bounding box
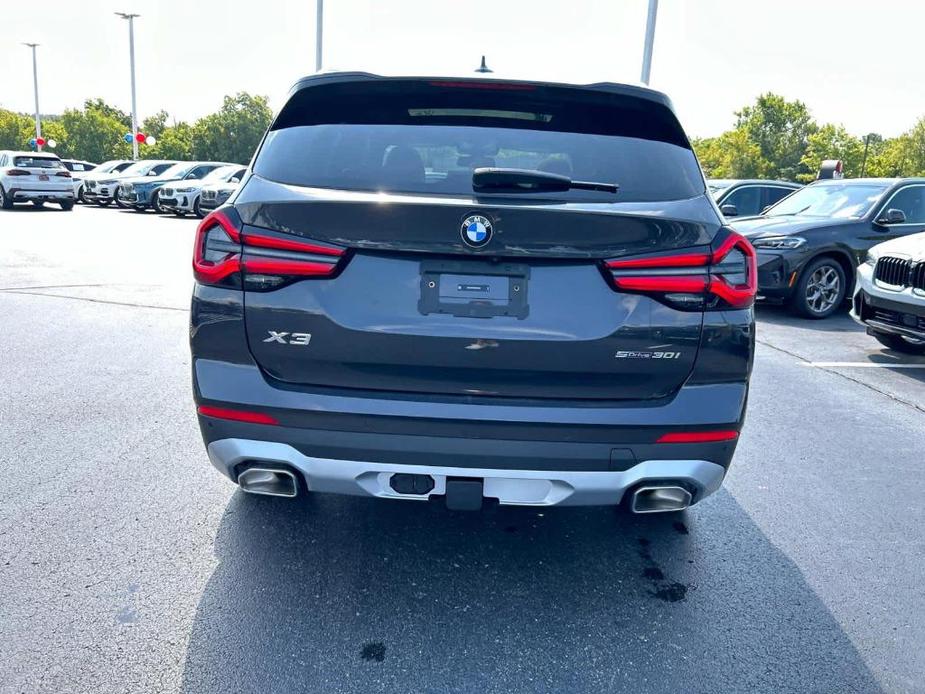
[254,79,704,202]
[13,156,63,169]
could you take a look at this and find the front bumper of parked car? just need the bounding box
[851,261,925,341]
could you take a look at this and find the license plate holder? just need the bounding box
[418,259,529,319]
[38,174,49,181]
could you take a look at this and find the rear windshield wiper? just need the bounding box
[472,167,619,195]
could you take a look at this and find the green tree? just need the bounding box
[798,124,865,182]
[735,93,817,180]
[693,128,772,179]
[191,92,272,164]
[141,110,169,140]
[83,98,132,129]
[149,122,194,160]
[0,109,34,150]
[59,106,132,163]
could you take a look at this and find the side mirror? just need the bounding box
[876,208,906,225]
[230,177,240,184]
[720,203,738,217]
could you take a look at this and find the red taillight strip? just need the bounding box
[7,169,30,176]
[197,405,279,425]
[657,430,739,443]
[244,232,344,257]
[243,258,337,276]
[607,252,710,269]
[612,276,707,293]
[193,211,242,283]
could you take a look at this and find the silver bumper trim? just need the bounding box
[207,438,726,507]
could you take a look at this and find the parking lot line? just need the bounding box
[802,362,925,368]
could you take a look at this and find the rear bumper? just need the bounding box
[207,437,726,507]
[7,187,74,202]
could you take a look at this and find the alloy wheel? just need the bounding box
[805,265,841,314]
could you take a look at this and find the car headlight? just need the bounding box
[750,236,806,250]
[864,251,879,267]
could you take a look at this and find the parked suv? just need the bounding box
[191,73,756,513]
[118,161,227,212]
[159,164,244,217]
[84,160,175,206]
[731,178,925,318]
[0,151,75,210]
[852,231,925,354]
[71,159,132,203]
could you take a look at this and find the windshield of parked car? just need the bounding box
[13,156,63,169]
[764,182,890,219]
[203,165,238,182]
[255,80,705,202]
[120,161,168,177]
[155,163,195,179]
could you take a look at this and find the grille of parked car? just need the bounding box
[875,256,911,288]
[912,262,925,292]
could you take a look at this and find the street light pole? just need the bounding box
[116,12,140,160]
[23,43,41,151]
[640,0,659,85]
[315,0,324,72]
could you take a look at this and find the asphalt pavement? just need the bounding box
[1,204,923,693]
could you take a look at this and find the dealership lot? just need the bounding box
[1,206,924,693]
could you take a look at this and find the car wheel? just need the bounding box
[151,191,163,214]
[193,196,204,219]
[871,330,925,355]
[60,200,75,211]
[0,186,12,209]
[77,187,86,204]
[32,200,45,208]
[791,257,846,319]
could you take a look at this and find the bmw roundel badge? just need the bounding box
[460,214,493,247]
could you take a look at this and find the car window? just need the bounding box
[256,80,704,202]
[114,162,134,173]
[13,156,63,169]
[763,186,794,209]
[187,165,214,179]
[882,185,925,224]
[723,186,763,216]
[765,183,889,218]
[233,168,246,180]
[151,163,175,176]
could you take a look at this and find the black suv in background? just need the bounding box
[709,179,801,218]
[731,178,925,317]
[190,73,756,514]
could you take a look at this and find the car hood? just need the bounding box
[870,231,925,261]
[84,169,138,182]
[730,215,850,238]
[121,175,183,186]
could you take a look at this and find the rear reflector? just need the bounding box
[197,405,279,425]
[656,430,739,444]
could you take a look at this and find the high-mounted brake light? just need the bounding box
[605,229,756,311]
[192,209,346,289]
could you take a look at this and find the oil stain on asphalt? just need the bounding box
[638,537,691,603]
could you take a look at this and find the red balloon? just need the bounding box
[36,137,46,146]
[135,133,146,143]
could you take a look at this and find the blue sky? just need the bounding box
[2,0,922,138]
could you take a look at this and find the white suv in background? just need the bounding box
[158,164,244,218]
[852,231,925,354]
[0,151,75,211]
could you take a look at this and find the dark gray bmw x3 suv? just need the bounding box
[190,72,756,513]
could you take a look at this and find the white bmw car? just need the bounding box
[852,231,925,354]
[158,163,244,218]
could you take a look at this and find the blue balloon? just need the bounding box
[29,138,36,147]
[124,133,133,143]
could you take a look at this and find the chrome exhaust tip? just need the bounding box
[630,485,692,514]
[237,467,298,498]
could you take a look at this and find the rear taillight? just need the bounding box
[193,208,346,290]
[55,170,71,178]
[7,169,29,176]
[605,229,756,311]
